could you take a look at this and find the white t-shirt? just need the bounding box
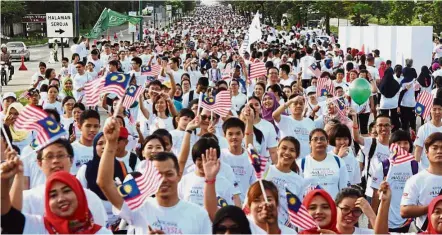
[42,100,63,116]
[129,70,146,87]
[115,198,212,234]
[300,55,317,80]
[353,227,374,234]
[231,92,247,112]
[171,69,185,84]
[71,141,94,175]
[220,148,258,202]
[88,59,104,73]
[247,216,297,234]
[21,145,45,189]
[116,151,139,173]
[372,159,422,228]
[400,80,417,108]
[280,77,295,87]
[300,153,350,199]
[264,165,307,226]
[22,214,112,234]
[414,122,442,169]
[401,169,442,229]
[72,72,90,101]
[60,116,74,134]
[367,65,380,80]
[178,174,238,207]
[22,184,107,226]
[170,129,198,174]
[255,119,278,158]
[359,137,390,197]
[275,116,315,161]
[148,115,174,134]
[181,90,200,108]
[329,149,361,185]
[433,44,442,58]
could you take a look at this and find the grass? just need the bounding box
[4,37,47,46]
[14,90,29,106]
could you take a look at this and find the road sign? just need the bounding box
[46,13,73,38]
[128,11,137,34]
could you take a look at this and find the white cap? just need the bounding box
[306,86,316,95]
[2,92,16,101]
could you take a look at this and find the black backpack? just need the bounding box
[128,152,139,172]
[358,138,377,190]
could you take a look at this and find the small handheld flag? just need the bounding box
[84,78,104,107]
[117,160,163,210]
[389,143,415,165]
[200,91,231,117]
[308,63,321,78]
[286,188,318,230]
[249,61,267,79]
[316,77,334,97]
[246,144,267,179]
[217,196,229,208]
[141,65,162,77]
[122,85,145,109]
[415,91,432,119]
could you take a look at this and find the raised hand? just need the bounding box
[185,117,200,131]
[378,181,392,202]
[103,117,120,143]
[202,148,220,181]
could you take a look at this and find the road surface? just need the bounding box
[1,25,131,94]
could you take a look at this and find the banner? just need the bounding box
[84,9,141,38]
[239,11,262,56]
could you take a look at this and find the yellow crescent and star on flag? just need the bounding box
[110,73,127,83]
[46,119,61,133]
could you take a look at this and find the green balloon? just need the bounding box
[349,78,371,105]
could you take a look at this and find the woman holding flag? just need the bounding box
[4,102,35,153]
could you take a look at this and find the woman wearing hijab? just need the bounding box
[59,77,74,100]
[378,61,387,79]
[379,67,401,132]
[261,92,282,133]
[398,64,420,133]
[3,102,35,153]
[300,189,340,234]
[76,132,127,228]
[417,65,433,93]
[1,155,111,234]
[212,206,252,234]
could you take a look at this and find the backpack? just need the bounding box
[301,155,341,172]
[358,138,377,190]
[188,90,195,103]
[381,159,419,178]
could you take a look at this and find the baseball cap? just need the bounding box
[2,92,16,101]
[306,86,316,95]
[119,127,129,139]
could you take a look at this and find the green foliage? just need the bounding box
[387,1,415,25]
[348,2,372,26]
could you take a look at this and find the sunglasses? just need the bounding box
[200,114,216,121]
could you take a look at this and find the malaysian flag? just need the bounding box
[316,77,334,97]
[84,73,130,106]
[117,160,164,210]
[333,97,347,117]
[122,85,145,109]
[415,91,433,119]
[217,196,229,208]
[247,144,267,179]
[286,188,318,230]
[389,143,415,165]
[14,106,66,148]
[308,63,321,78]
[141,65,162,77]
[249,61,267,79]
[200,91,231,117]
[84,78,104,107]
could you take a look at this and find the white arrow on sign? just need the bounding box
[46,13,74,38]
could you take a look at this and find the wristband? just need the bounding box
[353,125,359,130]
[185,129,193,134]
[205,178,216,184]
[245,132,252,136]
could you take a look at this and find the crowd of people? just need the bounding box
[2,4,442,234]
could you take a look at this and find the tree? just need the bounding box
[348,2,372,26]
[370,1,390,24]
[1,1,26,36]
[387,1,415,25]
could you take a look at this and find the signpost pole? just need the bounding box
[61,37,64,59]
[132,32,135,44]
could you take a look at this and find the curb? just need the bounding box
[28,43,49,48]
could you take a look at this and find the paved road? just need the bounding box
[1,26,131,94]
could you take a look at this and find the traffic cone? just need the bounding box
[19,55,27,71]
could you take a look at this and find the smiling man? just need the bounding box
[97,118,211,234]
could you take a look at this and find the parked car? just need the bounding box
[48,38,69,48]
[6,41,30,61]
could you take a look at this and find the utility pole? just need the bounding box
[139,0,143,41]
[74,0,80,36]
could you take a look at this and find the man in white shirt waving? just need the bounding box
[97,118,212,234]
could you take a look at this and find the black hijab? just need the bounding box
[212,206,252,234]
[85,132,126,200]
[379,67,401,98]
[417,66,432,88]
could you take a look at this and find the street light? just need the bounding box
[418,14,423,23]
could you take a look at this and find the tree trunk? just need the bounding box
[325,13,330,35]
[9,22,14,37]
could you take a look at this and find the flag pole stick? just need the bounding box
[1,125,13,149]
[197,93,203,116]
[258,179,269,204]
[113,96,124,118]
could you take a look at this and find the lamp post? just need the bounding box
[418,14,423,25]
[139,0,143,41]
